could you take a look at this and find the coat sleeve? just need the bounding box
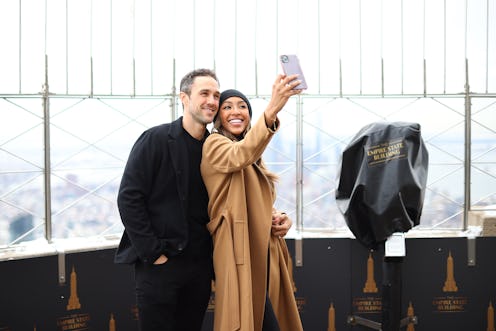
[203,115,278,174]
[117,129,164,265]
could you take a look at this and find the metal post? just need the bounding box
[42,54,52,243]
[295,94,304,266]
[463,58,471,230]
[171,58,178,120]
[381,256,403,331]
[296,94,303,233]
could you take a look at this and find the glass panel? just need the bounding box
[471,98,496,210]
[49,97,172,240]
[0,97,45,246]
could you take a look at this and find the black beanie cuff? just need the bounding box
[218,89,252,118]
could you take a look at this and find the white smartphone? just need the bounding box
[279,54,308,90]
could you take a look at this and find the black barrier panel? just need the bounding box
[287,238,352,331]
[401,238,493,331]
[59,250,139,331]
[0,255,59,330]
[336,122,429,249]
[349,242,384,330]
[1,238,496,330]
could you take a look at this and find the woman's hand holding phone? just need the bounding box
[280,54,308,90]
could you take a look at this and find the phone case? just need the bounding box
[280,54,308,90]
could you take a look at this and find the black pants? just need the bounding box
[134,255,213,331]
[263,249,280,331]
[262,295,281,331]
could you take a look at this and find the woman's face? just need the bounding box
[218,96,250,136]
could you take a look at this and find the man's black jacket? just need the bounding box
[115,117,199,265]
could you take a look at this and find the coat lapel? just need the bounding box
[168,118,189,211]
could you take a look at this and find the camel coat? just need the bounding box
[201,115,303,331]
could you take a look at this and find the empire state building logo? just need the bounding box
[363,252,378,293]
[57,265,90,331]
[352,251,381,314]
[488,301,495,331]
[443,251,458,292]
[432,250,467,313]
[66,266,81,310]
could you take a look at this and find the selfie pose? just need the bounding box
[201,75,304,331]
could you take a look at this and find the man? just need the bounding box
[115,68,220,330]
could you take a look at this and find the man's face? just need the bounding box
[182,76,220,125]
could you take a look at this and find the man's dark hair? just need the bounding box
[180,68,219,96]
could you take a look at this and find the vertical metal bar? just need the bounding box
[275,0,279,74]
[338,0,342,97]
[382,257,403,331]
[193,0,196,69]
[485,0,489,94]
[132,0,136,97]
[295,94,304,266]
[58,249,66,285]
[65,0,68,94]
[401,0,405,94]
[44,0,47,56]
[443,0,447,94]
[380,0,384,97]
[213,0,216,70]
[133,58,136,97]
[463,4,472,230]
[422,0,427,98]
[171,58,177,120]
[463,58,471,230]
[464,0,468,59]
[423,59,426,97]
[43,54,52,243]
[317,0,321,94]
[295,238,303,267]
[255,59,259,96]
[462,2,469,231]
[110,0,113,95]
[467,237,476,266]
[296,94,303,233]
[18,0,22,93]
[150,0,154,95]
[90,0,94,97]
[359,0,362,95]
[234,0,238,88]
[90,57,94,98]
[381,58,384,97]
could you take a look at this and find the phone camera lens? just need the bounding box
[281,55,288,63]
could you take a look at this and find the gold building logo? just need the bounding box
[406,302,415,331]
[442,251,458,292]
[109,313,116,331]
[363,252,378,293]
[488,301,495,331]
[352,251,381,313]
[432,251,468,313]
[56,265,91,331]
[66,266,81,310]
[327,303,336,331]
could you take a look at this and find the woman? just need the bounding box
[201,74,304,331]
